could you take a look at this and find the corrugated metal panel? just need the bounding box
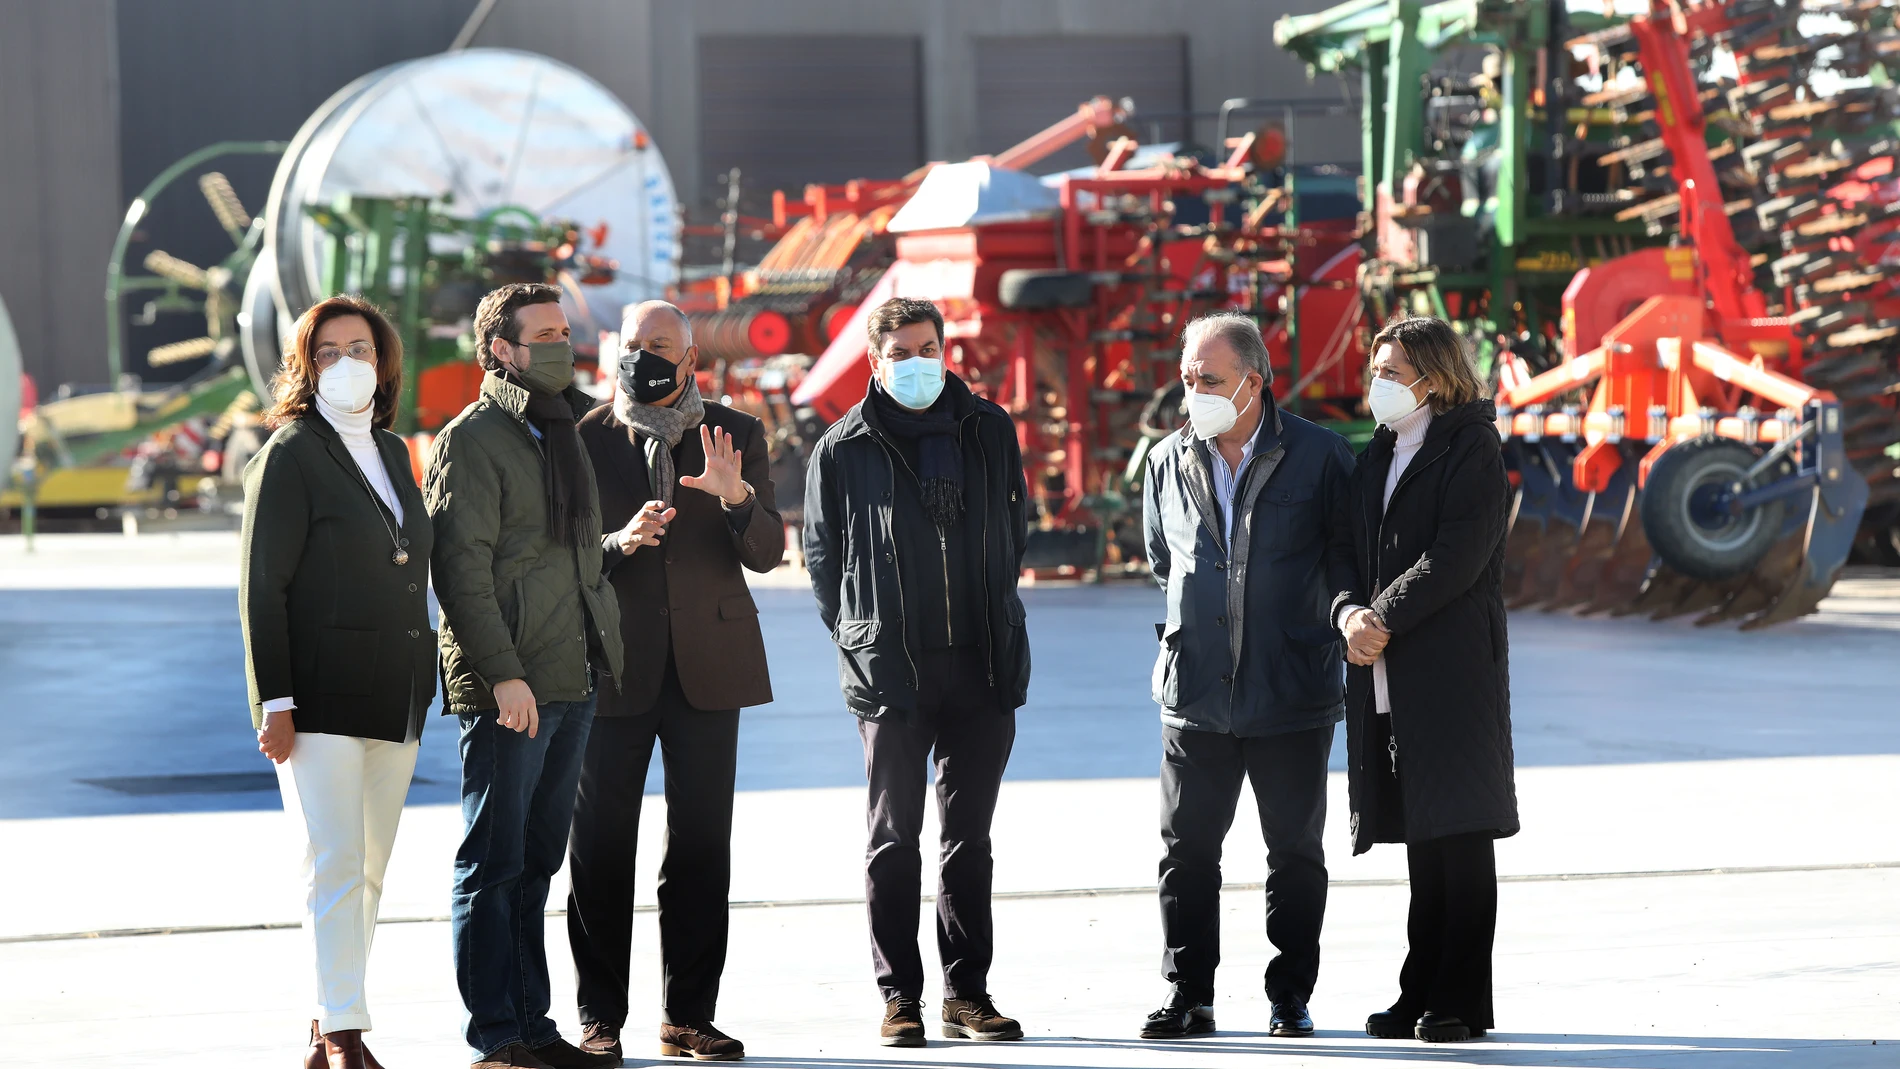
[697,35,924,209]
[0,0,121,391]
[974,36,1190,173]
[112,0,469,382]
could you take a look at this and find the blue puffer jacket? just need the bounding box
[1142,399,1358,737]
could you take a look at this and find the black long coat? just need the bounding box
[1329,399,1518,854]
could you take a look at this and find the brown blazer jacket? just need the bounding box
[578,398,783,716]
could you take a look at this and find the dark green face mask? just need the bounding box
[512,340,575,395]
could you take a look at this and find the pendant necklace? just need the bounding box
[345,449,409,565]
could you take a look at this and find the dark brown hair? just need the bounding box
[864,297,944,355]
[1368,316,1486,414]
[261,294,404,430]
[474,283,564,371]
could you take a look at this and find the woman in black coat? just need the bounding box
[1329,316,1518,1044]
[239,294,435,1069]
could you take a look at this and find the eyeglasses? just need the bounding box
[314,343,377,370]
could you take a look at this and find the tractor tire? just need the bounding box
[1639,437,1787,581]
[999,269,1093,310]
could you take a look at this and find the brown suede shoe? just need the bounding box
[659,1021,744,1061]
[306,1022,325,1069]
[579,1022,622,1059]
[471,1043,555,1069]
[941,998,1024,1041]
[881,998,926,1048]
[317,1030,369,1069]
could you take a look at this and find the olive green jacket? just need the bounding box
[239,414,437,742]
[425,373,624,715]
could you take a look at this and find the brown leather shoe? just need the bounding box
[880,998,926,1048]
[306,1022,325,1069]
[317,1030,369,1069]
[659,1021,744,1061]
[579,1022,622,1059]
[471,1043,555,1069]
[359,1038,388,1069]
[941,997,1024,1041]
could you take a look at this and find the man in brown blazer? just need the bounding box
[567,300,783,1063]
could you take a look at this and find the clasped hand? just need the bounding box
[1343,608,1391,666]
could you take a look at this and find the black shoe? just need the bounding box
[1139,996,1215,1039]
[530,1035,620,1068]
[1416,1012,1476,1043]
[1366,1008,1418,1039]
[1268,997,1314,1037]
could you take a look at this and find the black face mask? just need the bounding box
[621,348,683,405]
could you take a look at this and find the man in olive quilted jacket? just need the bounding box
[427,283,623,1069]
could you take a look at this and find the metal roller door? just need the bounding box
[974,36,1190,173]
[698,35,925,208]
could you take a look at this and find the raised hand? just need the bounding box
[678,424,749,506]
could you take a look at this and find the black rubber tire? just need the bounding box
[998,269,1093,310]
[1639,437,1787,581]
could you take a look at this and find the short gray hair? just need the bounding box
[1181,311,1272,384]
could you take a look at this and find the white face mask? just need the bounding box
[1367,373,1427,426]
[317,356,378,413]
[882,355,946,410]
[1186,375,1256,440]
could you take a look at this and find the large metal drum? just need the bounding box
[245,49,680,394]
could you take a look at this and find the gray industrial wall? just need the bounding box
[0,0,1351,392]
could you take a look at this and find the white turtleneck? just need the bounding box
[1339,401,1433,716]
[316,394,403,525]
[260,397,406,720]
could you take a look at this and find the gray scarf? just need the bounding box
[614,377,706,505]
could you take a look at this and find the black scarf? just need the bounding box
[522,387,590,547]
[870,381,964,528]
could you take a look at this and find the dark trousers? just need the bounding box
[858,647,1016,1003]
[1397,831,1497,1029]
[567,660,739,1027]
[452,694,597,1058]
[1158,722,1333,1005]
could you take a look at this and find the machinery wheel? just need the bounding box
[999,269,1093,310]
[1639,437,1786,582]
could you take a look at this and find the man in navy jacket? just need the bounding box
[1139,311,1358,1040]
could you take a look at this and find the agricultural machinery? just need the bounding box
[1279,0,1899,625]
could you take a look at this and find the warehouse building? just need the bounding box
[0,0,1353,394]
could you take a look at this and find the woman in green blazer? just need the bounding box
[239,294,435,1069]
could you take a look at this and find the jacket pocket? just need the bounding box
[414,629,440,707]
[719,593,760,621]
[316,627,380,697]
[1263,483,1320,549]
[1004,594,1026,626]
[833,618,880,649]
[1151,621,1183,708]
[507,578,526,649]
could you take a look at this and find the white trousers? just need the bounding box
[275,730,419,1034]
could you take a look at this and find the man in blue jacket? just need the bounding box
[1139,311,1357,1041]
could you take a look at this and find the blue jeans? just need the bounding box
[452,693,597,1057]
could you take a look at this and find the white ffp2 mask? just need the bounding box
[317,357,378,413]
[1187,377,1256,440]
[1368,374,1427,426]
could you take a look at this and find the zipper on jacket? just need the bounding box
[1388,732,1399,775]
[939,528,953,647]
[869,434,921,688]
[970,418,995,687]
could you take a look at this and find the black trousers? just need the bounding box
[858,647,1016,1003]
[1397,831,1497,1029]
[567,658,739,1027]
[1158,722,1333,1005]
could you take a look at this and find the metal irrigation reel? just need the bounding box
[246,49,681,437]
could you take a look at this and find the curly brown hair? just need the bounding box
[260,294,404,430]
[474,282,564,371]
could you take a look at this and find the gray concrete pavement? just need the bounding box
[1,532,1897,1066]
